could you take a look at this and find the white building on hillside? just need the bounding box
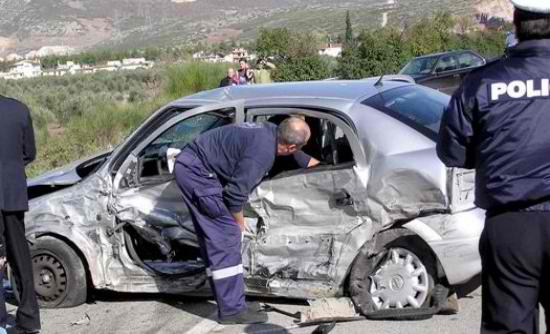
[1,61,42,80]
[58,61,82,75]
[319,43,343,58]
[121,58,154,70]
[193,51,225,63]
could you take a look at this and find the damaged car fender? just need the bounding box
[26,172,115,288]
[401,208,484,285]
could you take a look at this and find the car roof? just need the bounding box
[413,50,473,59]
[171,79,413,109]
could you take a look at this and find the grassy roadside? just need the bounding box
[0,63,228,177]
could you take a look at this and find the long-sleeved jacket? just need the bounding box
[437,39,550,211]
[179,122,310,213]
[0,97,36,212]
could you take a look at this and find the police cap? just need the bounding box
[511,0,550,14]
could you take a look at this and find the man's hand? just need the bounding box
[232,210,246,232]
[308,157,321,168]
[0,257,7,270]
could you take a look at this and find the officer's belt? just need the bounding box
[487,197,550,217]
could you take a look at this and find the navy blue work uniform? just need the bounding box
[174,122,310,318]
[437,40,550,333]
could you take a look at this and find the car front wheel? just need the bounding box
[10,236,88,308]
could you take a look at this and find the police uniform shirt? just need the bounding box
[437,39,550,211]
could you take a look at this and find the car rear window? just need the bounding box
[362,85,450,141]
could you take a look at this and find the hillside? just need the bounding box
[0,0,504,56]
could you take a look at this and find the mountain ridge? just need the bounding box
[0,0,512,57]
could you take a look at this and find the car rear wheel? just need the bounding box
[10,236,88,308]
[369,247,431,310]
[349,229,447,319]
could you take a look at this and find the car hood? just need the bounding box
[28,150,112,187]
[407,73,430,80]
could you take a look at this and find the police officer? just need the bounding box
[437,1,550,332]
[0,97,41,334]
[174,117,317,324]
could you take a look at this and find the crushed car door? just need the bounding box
[244,108,372,297]
[110,101,244,275]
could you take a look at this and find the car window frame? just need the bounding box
[434,54,460,74]
[457,51,485,69]
[112,100,245,192]
[136,112,233,185]
[245,106,367,170]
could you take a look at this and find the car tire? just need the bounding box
[11,236,88,308]
[349,229,446,319]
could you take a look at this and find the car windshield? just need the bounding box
[399,56,439,76]
[364,85,450,140]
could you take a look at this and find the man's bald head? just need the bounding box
[276,117,311,156]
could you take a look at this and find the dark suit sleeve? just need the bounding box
[436,85,475,169]
[23,108,36,166]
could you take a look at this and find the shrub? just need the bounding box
[164,62,228,98]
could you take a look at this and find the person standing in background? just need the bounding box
[0,96,41,334]
[238,59,255,85]
[254,58,276,84]
[219,68,239,88]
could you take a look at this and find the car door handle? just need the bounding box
[334,190,354,207]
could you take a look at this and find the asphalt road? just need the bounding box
[4,288,545,333]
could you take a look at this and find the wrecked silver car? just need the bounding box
[23,79,483,317]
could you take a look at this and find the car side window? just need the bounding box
[457,52,484,69]
[253,115,354,178]
[435,55,458,73]
[138,113,231,180]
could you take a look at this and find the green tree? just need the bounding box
[344,10,355,49]
[337,11,362,79]
[273,56,331,82]
[256,28,292,60]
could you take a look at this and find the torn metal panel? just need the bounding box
[247,167,372,291]
[26,173,113,288]
[113,180,198,249]
[367,168,448,228]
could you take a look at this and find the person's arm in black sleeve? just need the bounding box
[436,86,476,169]
[292,151,320,168]
[22,106,37,166]
[224,158,267,230]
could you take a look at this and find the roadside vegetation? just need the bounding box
[2,64,227,177]
[257,12,506,81]
[0,12,506,177]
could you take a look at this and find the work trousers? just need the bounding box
[480,211,550,334]
[174,152,246,318]
[0,211,40,331]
